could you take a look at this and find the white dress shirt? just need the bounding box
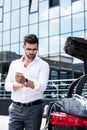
[5,55,49,103]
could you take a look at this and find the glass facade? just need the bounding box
[0,0,86,81]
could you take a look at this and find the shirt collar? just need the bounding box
[21,54,39,63]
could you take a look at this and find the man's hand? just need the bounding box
[13,82,23,91]
[15,72,34,89]
[15,72,25,84]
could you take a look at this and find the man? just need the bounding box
[5,34,50,130]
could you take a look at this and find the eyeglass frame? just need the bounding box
[25,48,38,53]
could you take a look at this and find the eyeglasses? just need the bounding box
[25,48,38,53]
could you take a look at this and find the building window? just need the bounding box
[72,0,79,2]
[0,6,3,22]
[49,0,60,8]
[29,0,38,13]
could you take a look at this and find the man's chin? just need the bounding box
[27,55,35,60]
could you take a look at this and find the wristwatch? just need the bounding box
[24,78,28,87]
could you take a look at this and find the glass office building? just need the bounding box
[0,0,86,81]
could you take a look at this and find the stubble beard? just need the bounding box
[26,53,36,60]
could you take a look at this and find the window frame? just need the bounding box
[0,6,3,23]
[29,0,39,14]
[49,0,60,8]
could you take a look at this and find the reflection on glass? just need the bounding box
[4,0,10,12]
[0,46,1,52]
[85,0,87,10]
[0,23,2,31]
[0,32,2,44]
[49,19,59,36]
[20,26,28,42]
[85,11,87,30]
[73,31,84,38]
[21,7,28,26]
[0,0,3,6]
[11,29,19,43]
[3,45,10,51]
[30,24,38,36]
[30,13,38,24]
[12,0,19,10]
[12,10,19,28]
[39,22,48,38]
[72,0,84,13]
[39,38,48,56]
[3,31,10,45]
[72,13,84,31]
[39,1,48,21]
[3,13,10,30]
[11,43,19,54]
[61,16,71,34]
[49,0,59,8]
[61,53,73,63]
[49,7,59,19]
[72,0,79,2]
[60,0,71,16]
[30,0,38,13]
[49,36,59,54]
[21,0,28,7]
[0,7,2,22]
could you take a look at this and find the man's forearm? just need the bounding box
[13,82,23,91]
[24,79,34,89]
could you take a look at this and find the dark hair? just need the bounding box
[24,34,39,45]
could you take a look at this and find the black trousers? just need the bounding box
[8,102,43,130]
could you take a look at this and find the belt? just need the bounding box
[13,99,43,107]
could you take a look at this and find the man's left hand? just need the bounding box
[15,72,25,84]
